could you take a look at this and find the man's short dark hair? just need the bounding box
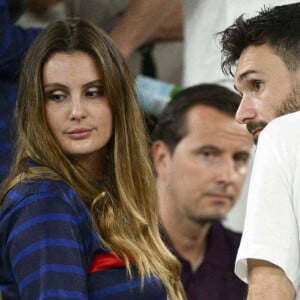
[152,84,241,153]
[219,3,300,76]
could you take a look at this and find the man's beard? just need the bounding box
[248,84,300,145]
[247,121,268,145]
[275,84,300,118]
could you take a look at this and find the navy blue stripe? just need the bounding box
[63,187,78,202]
[38,180,52,193]
[37,289,87,300]
[0,142,11,150]
[89,276,155,298]
[1,192,54,222]
[11,239,85,268]
[2,190,23,203]
[7,212,89,242]
[19,264,85,292]
[1,22,12,54]
[2,190,88,223]
[84,234,100,248]
[0,120,7,129]
[0,164,9,173]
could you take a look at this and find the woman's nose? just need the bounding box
[70,97,87,120]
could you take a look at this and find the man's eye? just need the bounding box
[198,149,221,164]
[201,150,213,157]
[234,153,249,165]
[253,80,263,92]
[200,149,219,159]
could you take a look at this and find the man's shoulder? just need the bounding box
[259,111,300,150]
[265,111,300,136]
[203,223,243,271]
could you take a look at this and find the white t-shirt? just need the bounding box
[235,111,300,298]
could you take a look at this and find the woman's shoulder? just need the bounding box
[2,178,86,218]
[10,177,68,192]
[6,178,73,201]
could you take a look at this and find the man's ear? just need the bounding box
[151,140,171,180]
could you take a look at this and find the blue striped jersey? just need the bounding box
[0,179,167,299]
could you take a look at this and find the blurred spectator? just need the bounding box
[0,0,41,182]
[18,0,184,85]
[152,84,253,299]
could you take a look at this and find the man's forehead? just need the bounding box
[236,44,283,74]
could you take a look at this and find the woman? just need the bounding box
[0,19,185,299]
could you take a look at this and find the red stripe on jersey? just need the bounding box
[88,252,133,273]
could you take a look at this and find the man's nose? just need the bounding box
[235,96,257,124]
[216,157,239,185]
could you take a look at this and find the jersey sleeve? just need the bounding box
[3,180,92,299]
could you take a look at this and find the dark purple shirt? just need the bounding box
[162,222,247,300]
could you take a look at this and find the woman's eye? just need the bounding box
[86,90,99,97]
[86,87,104,98]
[45,92,65,102]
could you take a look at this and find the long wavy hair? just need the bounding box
[0,19,185,299]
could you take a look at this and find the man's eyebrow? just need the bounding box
[234,69,262,93]
[237,70,259,82]
[199,145,222,152]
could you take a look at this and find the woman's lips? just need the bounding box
[67,128,92,139]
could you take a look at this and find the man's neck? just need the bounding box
[161,209,212,271]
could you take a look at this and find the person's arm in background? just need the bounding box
[0,0,41,79]
[22,0,61,16]
[109,0,183,59]
[247,259,296,300]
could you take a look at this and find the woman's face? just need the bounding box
[43,51,113,173]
